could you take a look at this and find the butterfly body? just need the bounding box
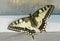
[8,5,54,39]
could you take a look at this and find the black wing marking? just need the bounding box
[8,5,55,39]
[8,5,54,37]
[8,16,37,32]
[38,5,54,32]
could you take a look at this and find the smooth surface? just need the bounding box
[0,32,60,41]
[0,0,52,15]
[0,0,60,15]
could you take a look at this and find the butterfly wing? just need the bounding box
[32,5,54,32]
[8,5,54,39]
[8,16,37,34]
[8,5,54,34]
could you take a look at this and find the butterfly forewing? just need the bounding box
[8,5,54,35]
[30,5,54,32]
[38,5,54,32]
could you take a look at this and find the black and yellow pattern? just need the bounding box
[8,5,54,39]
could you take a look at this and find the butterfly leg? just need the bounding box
[31,33,37,39]
[32,35,35,39]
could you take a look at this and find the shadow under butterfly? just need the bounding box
[8,5,55,39]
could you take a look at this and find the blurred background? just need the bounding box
[0,0,60,15]
[0,0,60,32]
[0,0,60,41]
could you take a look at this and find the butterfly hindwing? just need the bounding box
[8,5,54,39]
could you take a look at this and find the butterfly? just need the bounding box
[8,5,54,39]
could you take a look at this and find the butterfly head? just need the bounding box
[8,5,55,32]
[7,5,55,39]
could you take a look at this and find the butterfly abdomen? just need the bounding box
[8,5,55,39]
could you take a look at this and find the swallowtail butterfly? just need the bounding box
[8,5,54,39]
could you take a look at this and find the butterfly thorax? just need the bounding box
[8,5,54,39]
